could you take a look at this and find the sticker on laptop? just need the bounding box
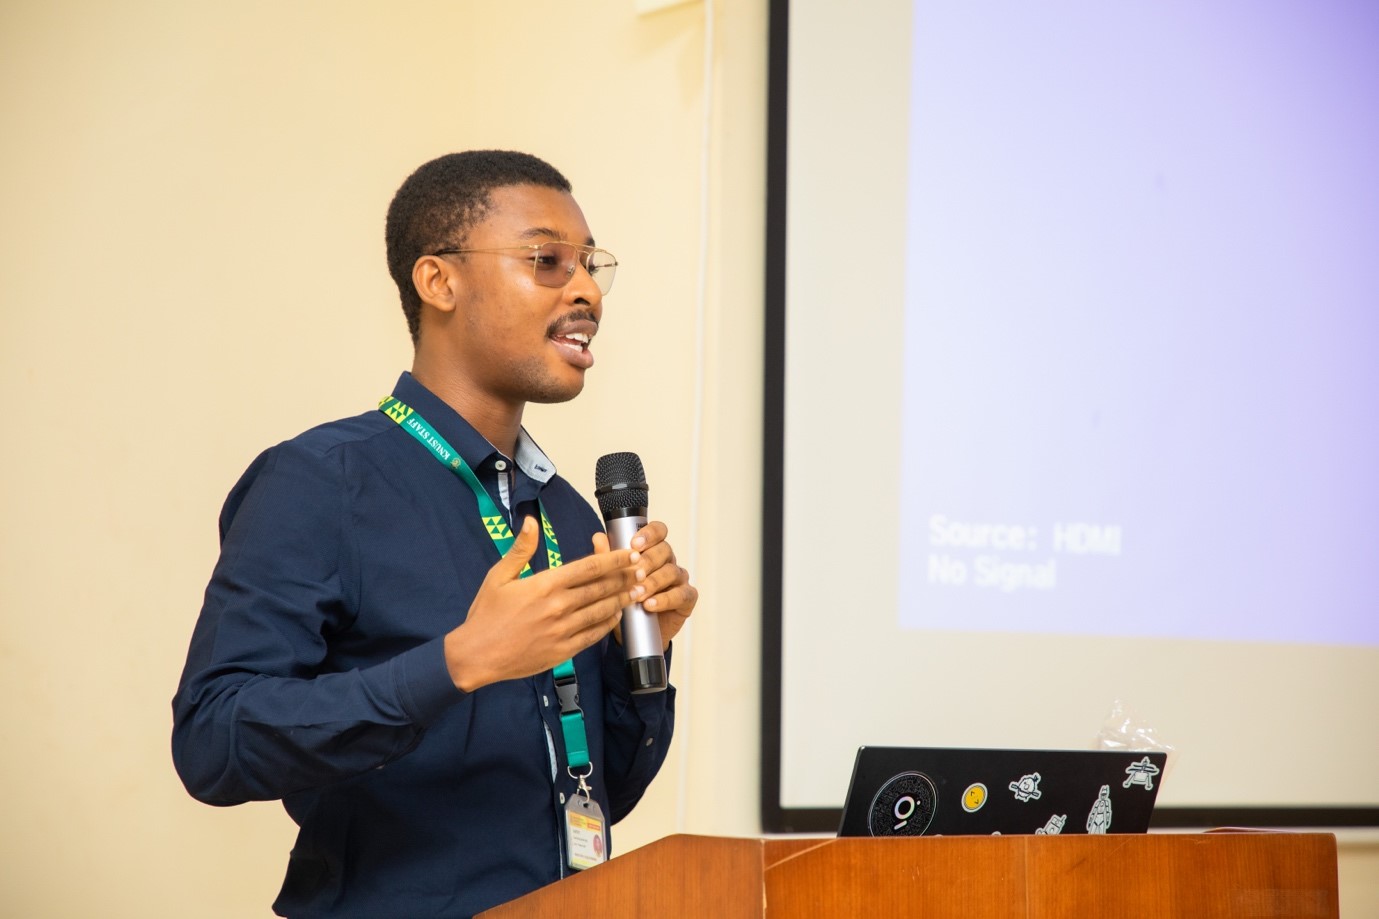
[1086,784,1113,834]
[1035,814,1066,835]
[1123,756,1161,791]
[1009,772,1042,802]
[961,783,988,813]
[868,772,938,837]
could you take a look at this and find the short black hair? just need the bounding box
[385,151,572,344]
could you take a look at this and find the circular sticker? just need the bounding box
[961,782,988,813]
[867,772,937,837]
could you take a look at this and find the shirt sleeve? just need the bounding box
[171,439,464,806]
[598,640,675,823]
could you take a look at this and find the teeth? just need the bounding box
[563,333,590,344]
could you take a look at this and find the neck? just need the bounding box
[411,356,523,459]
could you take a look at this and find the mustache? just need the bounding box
[546,309,599,337]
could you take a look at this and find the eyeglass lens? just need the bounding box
[533,242,617,295]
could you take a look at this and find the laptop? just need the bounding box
[837,746,1167,837]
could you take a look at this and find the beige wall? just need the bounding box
[0,2,1372,916]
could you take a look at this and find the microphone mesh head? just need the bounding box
[594,452,649,515]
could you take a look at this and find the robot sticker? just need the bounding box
[1086,785,1113,834]
[1123,756,1161,791]
[1008,772,1042,802]
[1035,814,1066,835]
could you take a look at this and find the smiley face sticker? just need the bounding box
[961,782,988,813]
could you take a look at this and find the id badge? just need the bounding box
[564,793,607,871]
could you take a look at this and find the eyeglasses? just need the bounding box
[432,241,618,295]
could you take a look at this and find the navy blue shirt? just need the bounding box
[172,372,673,918]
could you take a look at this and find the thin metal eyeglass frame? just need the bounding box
[431,242,618,294]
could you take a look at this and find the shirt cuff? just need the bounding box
[390,634,466,725]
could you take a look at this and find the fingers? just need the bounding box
[490,516,541,583]
[547,542,635,588]
[646,571,697,648]
[616,521,696,617]
[567,566,637,614]
[540,588,626,665]
[625,541,678,603]
[628,538,673,580]
[629,519,668,555]
[505,528,636,615]
[568,593,625,644]
[530,544,636,637]
[643,569,698,615]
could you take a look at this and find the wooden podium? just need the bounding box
[479,832,1338,918]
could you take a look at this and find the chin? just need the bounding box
[532,384,585,405]
[521,375,586,405]
[502,358,589,405]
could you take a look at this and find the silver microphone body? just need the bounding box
[605,513,664,659]
[595,453,668,694]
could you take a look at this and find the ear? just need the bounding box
[412,254,460,316]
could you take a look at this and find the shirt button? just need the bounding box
[644,738,655,747]
[494,460,508,471]
[543,695,550,708]
[559,792,566,804]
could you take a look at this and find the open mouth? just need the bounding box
[551,330,590,352]
[548,317,598,369]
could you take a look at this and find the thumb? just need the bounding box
[492,516,541,581]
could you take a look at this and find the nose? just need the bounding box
[566,258,604,318]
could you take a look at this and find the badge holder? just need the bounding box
[564,765,607,870]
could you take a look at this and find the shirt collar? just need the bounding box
[513,430,557,485]
[390,372,557,485]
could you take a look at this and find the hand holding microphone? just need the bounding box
[594,452,698,694]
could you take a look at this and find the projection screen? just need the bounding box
[762,0,1379,832]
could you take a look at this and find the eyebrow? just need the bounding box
[518,226,597,247]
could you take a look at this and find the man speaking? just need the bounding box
[172,151,697,918]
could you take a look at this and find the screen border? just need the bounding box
[758,0,1379,835]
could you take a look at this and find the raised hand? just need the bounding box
[444,517,636,691]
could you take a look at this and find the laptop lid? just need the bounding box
[837,746,1167,837]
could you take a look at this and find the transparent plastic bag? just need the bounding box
[1094,699,1177,779]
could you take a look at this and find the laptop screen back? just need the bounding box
[838,747,1167,837]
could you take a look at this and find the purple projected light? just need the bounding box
[897,1,1379,645]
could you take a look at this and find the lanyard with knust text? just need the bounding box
[379,395,591,774]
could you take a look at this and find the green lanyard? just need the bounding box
[379,396,589,771]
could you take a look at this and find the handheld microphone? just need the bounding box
[594,452,668,694]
